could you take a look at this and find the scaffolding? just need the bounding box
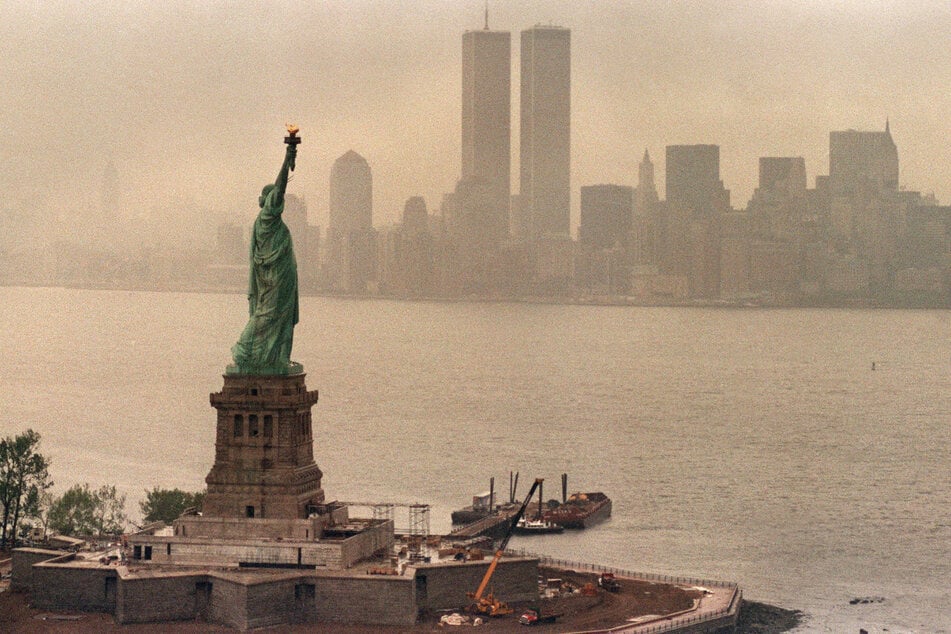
[408,504,430,537]
[371,503,395,524]
[340,501,431,537]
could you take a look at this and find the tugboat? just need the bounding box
[512,477,564,534]
[513,517,564,535]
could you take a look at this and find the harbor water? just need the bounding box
[0,286,948,632]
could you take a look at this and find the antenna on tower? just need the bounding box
[484,0,489,30]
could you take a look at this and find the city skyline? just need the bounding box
[2,1,950,251]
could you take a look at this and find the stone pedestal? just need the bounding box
[203,371,324,519]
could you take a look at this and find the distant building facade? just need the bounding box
[742,157,810,300]
[665,144,728,216]
[578,184,633,293]
[631,149,661,267]
[663,144,731,298]
[325,150,375,293]
[829,123,898,198]
[821,123,907,299]
[379,196,435,297]
[579,185,634,250]
[576,185,634,294]
[283,194,320,292]
[445,22,514,296]
[520,25,571,241]
[461,25,511,246]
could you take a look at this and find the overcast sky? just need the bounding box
[2,0,949,249]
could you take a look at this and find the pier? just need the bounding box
[448,507,519,540]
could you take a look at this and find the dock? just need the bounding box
[448,507,518,540]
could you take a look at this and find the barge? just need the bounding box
[453,473,611,531]
[451,474,519,524]
[450,490,494,524]
[544,491,612,529]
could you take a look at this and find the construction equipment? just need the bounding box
[598,572,620,592]
[519,607,562,626]
[467,478,544,616]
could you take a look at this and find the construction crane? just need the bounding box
[467,477,543,616]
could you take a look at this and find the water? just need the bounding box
[1,286,948,632]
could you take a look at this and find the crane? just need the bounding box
[467,477,544,616]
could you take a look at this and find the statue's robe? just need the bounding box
[231,189,299,372]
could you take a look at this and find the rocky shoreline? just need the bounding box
[737,600,804,633]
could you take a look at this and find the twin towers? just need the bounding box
[461,21,571,249]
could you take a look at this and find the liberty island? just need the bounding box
[6,132,747,631]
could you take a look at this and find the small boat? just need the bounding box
[513,518,564,535]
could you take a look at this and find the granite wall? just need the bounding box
[408,557,539,611]
[10,547,68,591]
[312,573,417,626]
[115,572,202,624]
[30,560,117,612]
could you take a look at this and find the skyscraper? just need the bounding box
[665,144,727,215]
[825,123,901,296]
[329,150,372,235]
[635,149,658,219]
[520,24,570,240]
[579,185,634,250]
[326,150,374,293]
[829,121,898,197]
[461,23,511,243]
[759,157,807,194]
[631,149,661,266]
[578,184,634,293]
[664,145,730,298]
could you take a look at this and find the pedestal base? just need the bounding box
[203,371,323,520]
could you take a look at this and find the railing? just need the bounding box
[508,549,742,634]
[509,549,738,588]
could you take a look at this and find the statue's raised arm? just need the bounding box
[272,127,299,206]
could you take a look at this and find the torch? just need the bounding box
[284,124,300,172]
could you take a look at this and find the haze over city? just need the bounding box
[2,3,951,630]
[3,0,949,251]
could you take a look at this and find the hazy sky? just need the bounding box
[2,1,949,249]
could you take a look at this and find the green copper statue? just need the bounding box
[229,127,302,375]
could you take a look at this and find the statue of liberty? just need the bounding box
[229,127,302,375]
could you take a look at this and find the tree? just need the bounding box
[92,485,128,535]
[48,483,128,537]
[140,487,205,524]
[47,484,96,537]
[31,490,57,542]
[0,429,53,548]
